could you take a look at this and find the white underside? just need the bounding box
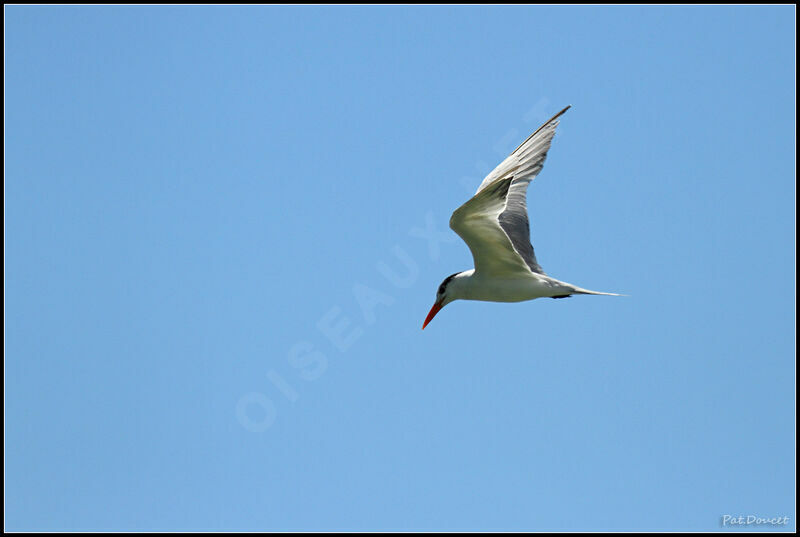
[450,269,618,304]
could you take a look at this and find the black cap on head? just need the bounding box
[437,272,460,297]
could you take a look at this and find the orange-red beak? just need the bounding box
[422,301,443,330]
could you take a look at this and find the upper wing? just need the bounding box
[450,177,532,276]
[450,106,569,276]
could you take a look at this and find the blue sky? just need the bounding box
[5,6,795,532]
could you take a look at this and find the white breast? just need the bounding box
[459,272,571,303]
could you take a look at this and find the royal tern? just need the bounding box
[423,106,620,329]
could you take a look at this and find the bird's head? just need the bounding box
[422,272,463,329]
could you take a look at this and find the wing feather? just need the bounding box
[474,105,570,194]
[450,106,569,276]
[450,177,532,275]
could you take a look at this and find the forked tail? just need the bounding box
[570,287,625,297]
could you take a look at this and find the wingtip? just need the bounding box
[509,105,573,156]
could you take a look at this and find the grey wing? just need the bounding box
[469,105,570,275]
[450,177,534,276]
[498,179,543,274]
[474,105,570,194]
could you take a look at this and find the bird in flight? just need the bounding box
[423,106,620,329]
